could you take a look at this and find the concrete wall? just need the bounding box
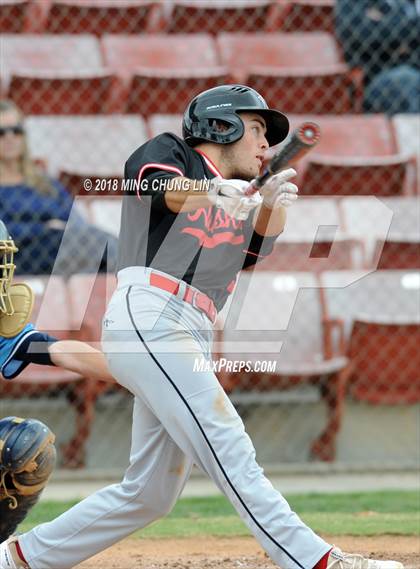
[2,394,419,470]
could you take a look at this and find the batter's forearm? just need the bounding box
[252,203,287,237]
[163,176,214,212]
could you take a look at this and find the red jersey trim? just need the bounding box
[136,162,184,201]
[195,149,223,178]
[242,249,265,258]
[226,278,237,294]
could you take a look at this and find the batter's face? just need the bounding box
[221,112,269,181]
[0,109,25,163]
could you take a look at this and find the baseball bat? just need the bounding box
[245,121,321,195]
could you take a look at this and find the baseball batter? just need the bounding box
[1,85,404,569]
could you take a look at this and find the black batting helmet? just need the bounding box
[182,84,289,147]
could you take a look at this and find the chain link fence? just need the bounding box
[1,0,419,470]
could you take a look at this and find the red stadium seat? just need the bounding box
[102,34,228,114]
[392,114,420,195]
[275,114,396,188]
[45,0,160,35]
[251,196,364,271]
[166,1,275,34]
[148,114,183,138]
[255,238,363,272]
[66,273,123,462]
[66,273,128,442]
[0,276,95,468]
[1,35,114,114]
[322,270,420,404]
[218,270,348,460]
[344,319,420,404]
[288,114,396,157]
[341,196,419,268]
[26,115,147,193]
[374,239,420,270]
[277,0,335,33]
[248,68,356,113]
[127,69,228,115]
[0,0,29,32]
[217,32,358,113]
[301,155,411,196]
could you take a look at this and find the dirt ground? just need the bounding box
[79,536,419,569]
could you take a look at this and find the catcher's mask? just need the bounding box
[182,84,289,147]
[0,220,18,315]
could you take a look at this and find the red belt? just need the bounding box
[149,272,217,324]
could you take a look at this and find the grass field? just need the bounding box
[20,490,419,538]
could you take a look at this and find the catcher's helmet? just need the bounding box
[0,220,18,315]
[182,84,289,147]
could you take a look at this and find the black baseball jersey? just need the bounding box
[118,133,276,311]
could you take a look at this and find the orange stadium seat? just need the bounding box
[341,196,420,268]
[255,238,363,272]
[288,114,396,156]
[371,196,420,270]
[277,114,396,188]
[300,155,411,196]
[0,276,95,468]
[252,196,364,271]
[374,239,420,270]
[25,115,147,193]
[102,34,228,114]
[0,0,29,32]
[277,0,336,33]
[218,270,348,461]
[217,32,358,113]
[45,0,160,35]
[392,114,420,195]
[166,0,275,34]
[67,272,123,459]
[1,34,114,114]
[282,115,411,198]
[344,319,420,404]
[321,269,420,404]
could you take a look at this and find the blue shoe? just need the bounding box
[0,323,37,380]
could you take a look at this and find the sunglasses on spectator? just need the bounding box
[0,125,25,137]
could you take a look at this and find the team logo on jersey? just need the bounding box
[182,207,245,249]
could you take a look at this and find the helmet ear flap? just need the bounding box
[184,113,245,146]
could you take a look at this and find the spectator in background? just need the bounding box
[0,99,117,276]
[335,0,419,114]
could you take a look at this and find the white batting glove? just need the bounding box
[208,178,262,221]
[258,168,299,210]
